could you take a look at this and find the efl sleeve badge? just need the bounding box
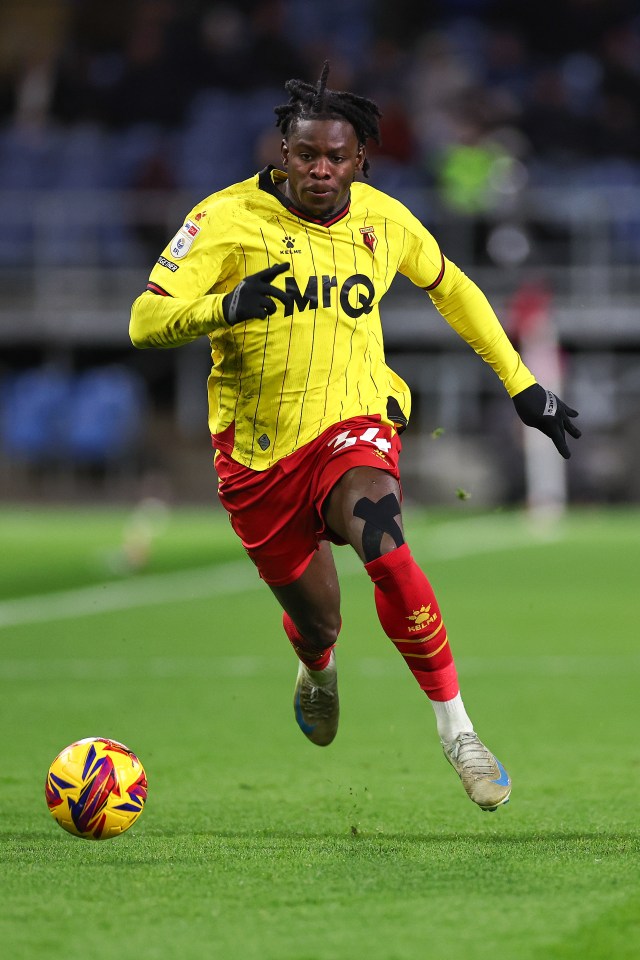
[169,219,201,259]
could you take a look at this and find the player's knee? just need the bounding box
[298,612,341,651]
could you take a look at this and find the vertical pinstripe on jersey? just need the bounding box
[345,207,381,407]
[229,241,249,432]
[293,222,320,445]
[272,215,298,452]
[342,207,362,417]
[362,206,383,397]
[320,230,341,426]
[246,229,275,467]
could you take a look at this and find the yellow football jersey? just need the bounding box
[130,167,534,469]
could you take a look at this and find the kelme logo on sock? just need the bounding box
[406,604,438,632]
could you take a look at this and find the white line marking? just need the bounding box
[0,515,546,630]
[0,653,637,681]
[0,560,257,629]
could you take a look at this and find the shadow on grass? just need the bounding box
[3,829,637,845]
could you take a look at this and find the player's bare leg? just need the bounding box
[269,541,341,746]
[324,466,511,811]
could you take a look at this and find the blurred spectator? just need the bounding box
[596,24,640,160]
[0,0,69,128]
[522,67,597,166]
[191,4,255,92]
[0,0,639,200]
[48,1,133,126]
[50,1,195,128]
[245,0,308,90]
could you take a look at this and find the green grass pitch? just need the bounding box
[1,504,638,959]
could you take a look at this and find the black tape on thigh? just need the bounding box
[353,493,404,561]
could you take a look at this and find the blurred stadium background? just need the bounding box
[1,0,639,509]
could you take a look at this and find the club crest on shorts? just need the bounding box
[360,225,377,254]
[169,219,200,259]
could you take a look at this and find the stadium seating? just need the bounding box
[65,365,147,466]
[0,366,74,463]
[0,365,146,469]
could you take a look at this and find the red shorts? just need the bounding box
[215,416,402,586]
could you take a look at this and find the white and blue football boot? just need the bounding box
[442,732,511,811]
[293,650,339,746]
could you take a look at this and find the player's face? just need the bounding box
[281,119,365,218]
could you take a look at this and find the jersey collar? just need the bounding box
[258,165,350,227]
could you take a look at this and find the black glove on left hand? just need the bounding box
[222,262,289,326]
[513,383,581,459]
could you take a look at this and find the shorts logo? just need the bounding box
[157,256,179,272]
[169,219,200,259]
[329,426,392,454]
[360,226,377,254]
[407,604,438,632]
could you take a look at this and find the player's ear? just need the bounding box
[355,144,365,172]
[281,138,289,167]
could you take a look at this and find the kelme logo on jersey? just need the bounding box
[360,226,378,254]
[280,234,301,255]
[169,219,200,259]
[281,274,375,319]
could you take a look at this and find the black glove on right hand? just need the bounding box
[512,382,581,459]
[222,263,289,326]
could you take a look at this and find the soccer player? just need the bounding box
[129,64,580,812]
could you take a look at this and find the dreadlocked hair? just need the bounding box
[274,61,382,177]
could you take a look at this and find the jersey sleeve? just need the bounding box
[129,289,227,349]
[147,200,235,298]
[395,208,446,289]
[428,258,536,397]
[129,199,236,349]
[391,203,533,395]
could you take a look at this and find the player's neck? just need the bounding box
[258,167,351,226]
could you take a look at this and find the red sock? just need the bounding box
[283,611,335,671]
[365,543,459,702]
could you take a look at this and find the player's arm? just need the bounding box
[396,210,533,395]
[129,288,227,349]
[397,206,580,457]
[427,258,581,458]
[130,262,291,348]
[427,257,533,396]
[130,202,233,349]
